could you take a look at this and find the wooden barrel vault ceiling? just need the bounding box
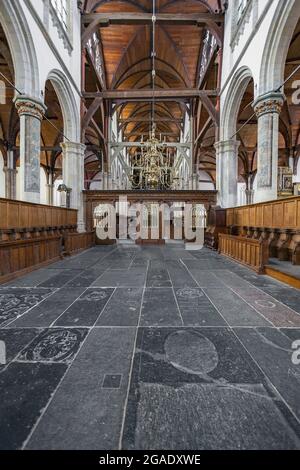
[81,0,226,187]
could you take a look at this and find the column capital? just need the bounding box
[253,92,285,118]
[214,139,240,153]
[14,95,47,120]
[60,141,86,154]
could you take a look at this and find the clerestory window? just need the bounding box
[51,0,68,30]
[237,0,250,22]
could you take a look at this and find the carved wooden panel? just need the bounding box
[219,234,269,273]
[226,196,300,230]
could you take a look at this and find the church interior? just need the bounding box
[0,0,300,453]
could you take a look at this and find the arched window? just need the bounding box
[51,0,68,30]
[237,0,250,22]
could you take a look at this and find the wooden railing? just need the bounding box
[64,231,95,255]
[218,234,269,273]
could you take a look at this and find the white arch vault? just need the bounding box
[220,66,254,141]
[0,0,39,98]
[46,70,85,230]
[217,66,254,207]
[259,0,300,94]
[46,69,80,143]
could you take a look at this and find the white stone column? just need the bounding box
[214,139,240,208]
[15,96,46,204]
[253,92,285,203]
[61,142,86,232]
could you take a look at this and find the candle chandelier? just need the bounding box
[129,0,177,190]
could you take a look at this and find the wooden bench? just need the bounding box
[218,233,269,273]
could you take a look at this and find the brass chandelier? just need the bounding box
[128,0,177,190]
[130,125,176,190]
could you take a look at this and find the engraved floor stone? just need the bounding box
[234,327,300,421]
[1,245,300,450]
[123,383,300,450]
[8,287,86,328]
[122,327,300,449]
[25,328,136,450]
[102,374,122,389]
[141,288,182,326]
[174,287,226,326]
[54,288,114,326]
[0,288,53,327]
[233,287,300,327]
[96,287,143,326]
[17,328,88,363]
[260,285,300,313]
[0,362,67,450]
[146,260,172,287]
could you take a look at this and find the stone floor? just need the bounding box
[268,257,300,279]
[1,245,300,450]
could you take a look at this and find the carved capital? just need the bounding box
[253,92,285,118]
[15,96,47,121]
[214,139,240,154]
[60,142,86,155]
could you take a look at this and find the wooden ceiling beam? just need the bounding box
[82,12,224,27]
[120,117,183,123]
[83,89,218,99]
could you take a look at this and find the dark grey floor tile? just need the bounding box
[38,270,83,288]
[140,288,182,326]
[166,260,197,288]
[92,268,147,287]
[174,287,226,326]
[146,260,172,287]
[4,269,62,287]
[65,268,106,288]
[213,270,253,289]
[26,328,136,450]
[8,288,86,328]
[182,268,225,288]
[204,288,271,327]
[233,287,300,327]
[17,328,88,363]
[54,289,114,327]
[0,328,39,370]
[261,285,300,314]
[0,288,53,327]
[280,328,300,341]
[123,327,300,449]
[96,288,143,326]
[234,327,300,422]
[0,362,67,449]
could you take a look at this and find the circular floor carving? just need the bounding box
[164,330,219,375]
